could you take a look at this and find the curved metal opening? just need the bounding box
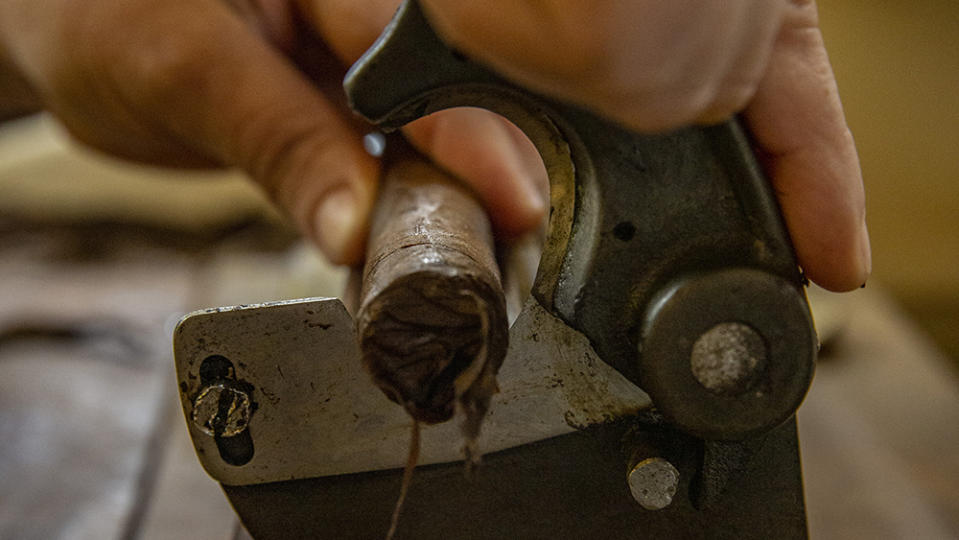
[369,84,589,321]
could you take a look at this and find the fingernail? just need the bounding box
[315,187,359,264]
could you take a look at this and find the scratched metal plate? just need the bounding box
[173,297,650,486]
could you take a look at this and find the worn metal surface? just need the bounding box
[344,0,816,441]
[173,297,650,485]
[640,268,815,440]
[191,383,254,438]
[628,457,681,511]
[690,322,766,396]
[224,418,807,540]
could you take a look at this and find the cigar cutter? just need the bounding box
[173,1,818,537]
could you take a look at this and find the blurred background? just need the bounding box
[1,1,957,538]
[819,0,959,363]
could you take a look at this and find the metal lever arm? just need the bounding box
[344,0,816,440]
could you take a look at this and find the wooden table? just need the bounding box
[1,222,957,539]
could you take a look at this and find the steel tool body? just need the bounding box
[173,1,817,537]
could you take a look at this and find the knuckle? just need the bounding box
[121,32,212,108]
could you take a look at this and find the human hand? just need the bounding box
[420,0,871,292]
[0,0,547,264]
[0,0,869,292]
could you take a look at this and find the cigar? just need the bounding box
[355,137,508,445]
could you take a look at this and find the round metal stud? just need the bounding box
[638,268,816,440]
[690,322,767,396]
[627,458,680,510]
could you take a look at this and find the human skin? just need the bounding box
[0,0,869,291]
[0,45,39,121]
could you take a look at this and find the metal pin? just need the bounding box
[628,457,680,510]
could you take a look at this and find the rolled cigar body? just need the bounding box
[356,140,508,437]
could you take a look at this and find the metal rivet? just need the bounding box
[690,322,766,396]
[191,383,252,438]
[628,457,680,510]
